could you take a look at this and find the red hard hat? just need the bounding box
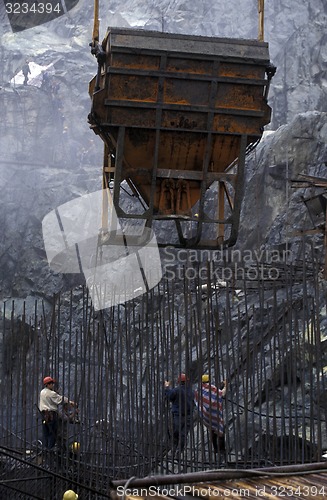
[43,376,55,385]
[178,373,187,383]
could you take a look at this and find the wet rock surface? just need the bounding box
[0,0,326,467]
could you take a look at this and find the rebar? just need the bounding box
[0,241,326,498]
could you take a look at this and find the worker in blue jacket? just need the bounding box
[164,373,194,456]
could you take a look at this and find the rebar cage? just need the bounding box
[1,243,326,498]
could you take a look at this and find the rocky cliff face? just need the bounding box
[1,0,327,126]
[238,112,327,252]
[0,0,326,299]
[1,1,326,471]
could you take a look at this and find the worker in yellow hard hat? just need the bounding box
[62,489,78,500]
[70,441,81,454]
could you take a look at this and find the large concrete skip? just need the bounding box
[89,28,275,248]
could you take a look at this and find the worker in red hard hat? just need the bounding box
[177,373,187,383]
[39,376,76,450]
[164,373,194,456]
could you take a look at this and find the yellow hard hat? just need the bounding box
[63,490,78,500]
[202,374,210,383]
[70,441,80,454]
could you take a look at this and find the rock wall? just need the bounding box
[1,1,326,469]
[238,112,327,252]
[0,0,327,299]
[1,0,327,128]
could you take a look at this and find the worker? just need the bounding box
[62,490,78,500]
[22,60,31,85]
[39,376,76,450]
[164,373,194,456]
[57,402,80,453]
[70,441,81,455]
[194,374,227,464]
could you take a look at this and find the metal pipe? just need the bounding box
[111,461,327,488]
